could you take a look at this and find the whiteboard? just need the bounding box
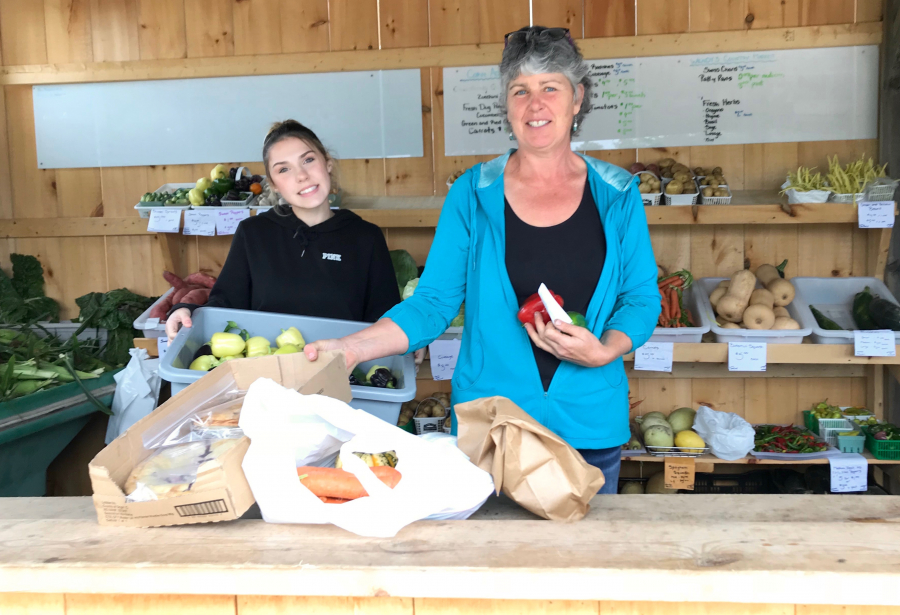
[443,46,879,156]
[33,70,423,169]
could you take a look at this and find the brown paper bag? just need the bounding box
[455,396,606,522]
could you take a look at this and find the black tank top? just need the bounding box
[505,180,606,390]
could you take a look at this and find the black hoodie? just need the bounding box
[174,208,400,323]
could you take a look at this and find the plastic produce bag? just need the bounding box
[105,348,161,444]
[240,378,495,537]
[692,405,755,461]
[125,438,239,502]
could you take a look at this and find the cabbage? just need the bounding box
[390,250,418,293]
[450,302,465,327]
[401,278,419,301]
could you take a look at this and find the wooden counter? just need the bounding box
[1,495,899,614]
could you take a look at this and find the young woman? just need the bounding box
[166,120,400,340]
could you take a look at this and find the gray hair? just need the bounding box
[499,27,592,137]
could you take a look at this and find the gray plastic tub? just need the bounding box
[159,307,416,425]
[792,277,900,344]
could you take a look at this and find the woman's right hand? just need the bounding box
[166,308,192,342]
[304,339,360,372]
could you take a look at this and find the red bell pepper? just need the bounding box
[517,290,564,325]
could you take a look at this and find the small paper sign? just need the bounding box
[429,339,461,381]
[664,457,695,490]
[829,453,867,493]
[854,330,896,357]
[157,337,169,360]
[728,342,766,372]
[216,209,251,235]
[147,208,182,233]
[634,342,674,372]
[183,209,217,236]
[858,201,895,229]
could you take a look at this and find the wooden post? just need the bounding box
[157,232,188,278]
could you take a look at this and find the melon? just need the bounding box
[643,424,674,448]
[639,416,671,434]
[640,411,667,422]
[646,472,676,494]
[667,407,696,433]
[620,481,645,495]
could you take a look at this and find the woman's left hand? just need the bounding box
[524,313,615,368]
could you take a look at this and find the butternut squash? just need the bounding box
[773,306,790,319]
[749,288,775,309]
[755,264,781,286]
[773,316,801,330]
[709,286,728,309]
[716,280,730,289]
[743,304,776,330]
[755,263,796,307]
[715,270,756,323]
[720,322,741,329]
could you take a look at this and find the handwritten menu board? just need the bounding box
[443,46,877,156]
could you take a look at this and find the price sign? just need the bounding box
[216,209,251,235]
[829,453,867,493]
[183,209,217,236]
[858,201,895,229]
[728,342,766,372]
[854,330,896,357]
[428,339,461,381]
[157,337,169,359]
[147,208,182,233]
[664,457,695,490]
[634,342,674,373]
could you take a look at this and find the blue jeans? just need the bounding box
[577,446,622,494]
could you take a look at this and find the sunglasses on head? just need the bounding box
[504,27,575,49]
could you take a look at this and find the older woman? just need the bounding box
[306,26,660,492]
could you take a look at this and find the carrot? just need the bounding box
[669,288,680,325]
[659,293,669,323]
[297,466,402,501]
[319,496,351,504]
[659,276,685,289]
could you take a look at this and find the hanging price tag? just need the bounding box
[183,209,217,236]
[858,201,895,229]
[428,339,461,381]
[664,457,695,490]
[216,209,251,235]
[147,208,182,233]
[854,330,896,357]
[157,337,169,360]
[634,342,673,372]
[828,454,867,493]
[728,342,766,372]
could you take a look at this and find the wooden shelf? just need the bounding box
[622,342,900,365]
[0,196,893,237]
[622,450,899,465]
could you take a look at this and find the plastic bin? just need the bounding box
[693,471,773,495]
[863,426,900,460]
[134,183,195,218]
[818,419,855,447]
[696,277,811,344]
[159,307,416,425]
[837,429,865,454]
[699,185,733,205]
[663,179,699,206]
[647,285,711,343]
[792,277,900,344]
[133,288,172,338]
[0,369,119,496]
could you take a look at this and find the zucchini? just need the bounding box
[868,298,900,331]
[809,305,843,330]
[852,287,879,330]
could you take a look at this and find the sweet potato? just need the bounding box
[171,285,204,304]
[297,466,402,500]
[180,288,211,305]
[148,295,173,320]
[162,271,186,290]
[184,272,217,289]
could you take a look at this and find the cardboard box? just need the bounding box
[89,351,351,528]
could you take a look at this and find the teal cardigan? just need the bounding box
[384,150,660,449]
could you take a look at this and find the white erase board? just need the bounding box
[443,46,878,156]
[33,70,423,169]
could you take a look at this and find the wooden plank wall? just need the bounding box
[0,0,885,426]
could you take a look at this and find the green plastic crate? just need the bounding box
[863,426,900,460]
[802,410,847,436]
[0,369,120,497]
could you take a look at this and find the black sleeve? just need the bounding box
[362,229,401,323]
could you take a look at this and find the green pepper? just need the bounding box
[567,311,588,328]
[273,343,300,355]
[189,355,220,371]
[276,326,306,349]
[212,178,235,195]
[852,287,878,330]
[245,336,271,358]
[203,187,218,200]
[210,332,246,358]
[809,306,843,330]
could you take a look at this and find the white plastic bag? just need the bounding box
[240,378,495,537]
[692,405,755,461]
[105,348,161,444]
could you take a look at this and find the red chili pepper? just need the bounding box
[517,291,564,325]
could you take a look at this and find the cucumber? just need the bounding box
[868,298,900,331]
[809,305,843,330]
[852,287,879,330]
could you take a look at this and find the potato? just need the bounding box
[702,187,714,197]
[662,169,674,179]
[673,172,690,183]
[712,166,723,175]
[665,180,683,195]
[659,158,675,168]
[714,189,728,197]
[693,167,704,176]
[700,178,710,186]
[672,163,690,173]
[639,182,651,194]
[743,304,776,330]
[707,179,720,189]
[649,178,661,190]
[714,175,726,184]
[432,405,446,417]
